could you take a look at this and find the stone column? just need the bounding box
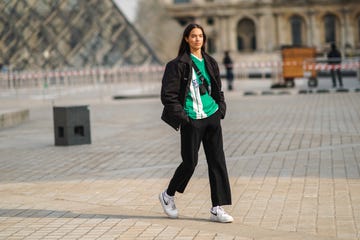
[273,12,280,50]
[255,12,264,51]
[341,7,354,49]
[263,12,274,51]
[217,15,230,53]
[276,13,286,47]
[228,15,237,53]
[225,16,231,52]
[311,10,321,49]
[306,9,315,47]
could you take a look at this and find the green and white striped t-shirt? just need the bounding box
[184,54,219,119]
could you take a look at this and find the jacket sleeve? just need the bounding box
[160,61,189,130]
[211,59,227,119]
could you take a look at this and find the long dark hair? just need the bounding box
[177,23,207,57]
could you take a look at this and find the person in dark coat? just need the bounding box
[223,51,234,91]
[159,23,233,223]
[327,43,343,88]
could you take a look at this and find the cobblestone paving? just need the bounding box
[0,90,360,239]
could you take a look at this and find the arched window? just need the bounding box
[237,18,256,52]
[207,37,216,54]
[237,38,244,51]
[324,14,336,43]
[174,0,190,3]
[290,15,304,46]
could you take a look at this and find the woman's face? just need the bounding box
[185,27,203,52]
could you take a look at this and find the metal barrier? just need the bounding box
[219,57,360,85]
[303,57,360,71]
[1,58,359,91]
[0,65,165,90]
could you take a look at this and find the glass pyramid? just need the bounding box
[0,0,160,71]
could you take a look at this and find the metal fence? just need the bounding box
[1,58,359,91]
[0,65,165,90]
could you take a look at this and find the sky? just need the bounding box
[113,0,139,22]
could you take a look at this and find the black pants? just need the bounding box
[331,69,343,87]
[226,70,234,91]
[167,111,232,207]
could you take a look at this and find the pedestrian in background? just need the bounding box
[327,43,343,88]
[159,23,233,223]
[223,51,234,91]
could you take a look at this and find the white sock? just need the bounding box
[211,206,220,212]
[164,190,173,199]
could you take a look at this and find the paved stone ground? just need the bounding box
[1,81,360,239]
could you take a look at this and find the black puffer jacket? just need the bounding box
[161,51,226,131]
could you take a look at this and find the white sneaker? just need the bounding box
[210,206,233,223]
[159,190,178,218]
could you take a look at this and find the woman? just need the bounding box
[159,23,233,223]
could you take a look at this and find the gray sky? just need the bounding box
[114,0,139,22]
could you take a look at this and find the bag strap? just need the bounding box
[191,61,209,90]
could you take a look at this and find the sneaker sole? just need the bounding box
[210,214,233,223]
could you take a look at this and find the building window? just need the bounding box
[174,0,190,3]
[237,18,256,52]
[237,38,244,51]
[290,15,303,46]
[324,14,336,43]
[207,37,216,54]
[207,17,214,25]
[176,17,194,26]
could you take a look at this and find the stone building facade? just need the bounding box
[162,0,360,63]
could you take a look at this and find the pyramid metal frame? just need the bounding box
[0,0,161,71]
